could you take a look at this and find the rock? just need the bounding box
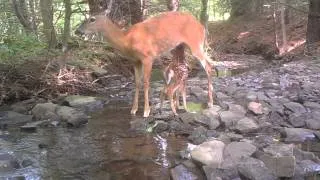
[296,160,320,176]
[284,102,307,114]
[268,111,291,127]
[20,120,50,132]
[224,142,257,162]
[31,102,59,121]
[237,157,277,180]
[235,117,259,133]
[189,86,206,101]
[219,111,243,128]
[203,166,240,180]
[248,102,263,115]
[268,101,284,115]
[201,108,221,130]
[0,153,20,172]
[246,91,258,102]
[63,95,105,112]
[293,147,319,162]
[188,126,207,145]
[257,144,296,177]
[170,164,198,180]
[56,106,88,127]
[304,101,320,111]
[305,118,320,130]
[253,135,275,149]
[0,111,33,127]
[228,104,246,115]
[283,128,316,142]
[130,118,148,132]
[191,140,225,167]
[216,92,232,100]
[288,113,306,128]
[153,120,168,133]
[10,98,43,114]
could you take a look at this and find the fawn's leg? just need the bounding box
[181,82,188,111]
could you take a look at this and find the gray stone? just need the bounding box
[263,143,294,156]
[170,164,198,180]
[248,102,263,115]
[228,104,246,115]
[153,120,168,133]
[130,118,148,132]
[63,95,104,112]
[203,166,239,180]
[235,117,259,133]
[0,111,33,127]
[10,98,43,114]
[188,126,207,145]
[202,108,221,129]
[216,92,231,100]
[191,140,225,167]
[237,157,277,180]
[304,101,320,111]
[296,160,320,176]
[288,113,306,127]
[190,86,206,101]
[284,102,307,114]
[56,106,88,127]
[217,133,244,144]
[0,153,20,173]
[283,128,316,142]
[293,147,319,162]
[305,118,320,130]
[20,120,50,131]
[224,142,257,162]
[246,91,258,101]
[219,111,243,128]
[259,153,295,177]
[31,102,59,121]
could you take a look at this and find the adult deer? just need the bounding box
[75,11,215,117]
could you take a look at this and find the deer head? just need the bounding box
[75,15,108,35]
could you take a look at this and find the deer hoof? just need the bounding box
[130,109,137,115]
[143,110,150,118]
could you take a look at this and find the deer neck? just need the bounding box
[101,19,128,53]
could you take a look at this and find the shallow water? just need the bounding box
[0,102,187,179]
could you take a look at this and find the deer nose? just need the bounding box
[75,28,84,36]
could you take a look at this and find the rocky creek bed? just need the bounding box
[0,56,320,179]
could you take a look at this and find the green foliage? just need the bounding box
[0,35,46,63]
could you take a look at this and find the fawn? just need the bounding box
[160,44,189,115]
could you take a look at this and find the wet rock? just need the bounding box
[20,120,50,132]
[170,164,199,180]
[0,153,20,172]
[237,157,277,180]
[203,166,240,180]
[63,95,105,112]
[10,98,44,114]
[56,106,89,127]
[228,104,246,115]
[283,128,316,142]
[0,111,33,127]
[31,102,59,121]
[153,120,168,133]
[248,102,263,115]
[235,117,259,133]
[284,102,307,114]
[130,118,148,132]
[288,113,306,128]
[188,126,207,145]
[224,142,257,162]
[21,159,33,167]
[191,140,225,167]
[219,111,243,128]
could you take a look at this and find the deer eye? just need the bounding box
[89,17,96,23]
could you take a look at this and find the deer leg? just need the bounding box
[175,89,180,109]
[131,63,142,115]
[143,60,152,117]
[167,84,178,116]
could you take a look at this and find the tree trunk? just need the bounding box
[306,0,320,48]
[12,0,36,33]
[200,0,208,29]
[40,0,57,48]
[167,0,179,11]
[62,0,72,51]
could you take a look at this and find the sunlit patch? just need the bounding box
[237,31,250,39]
[279,39,306,55]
